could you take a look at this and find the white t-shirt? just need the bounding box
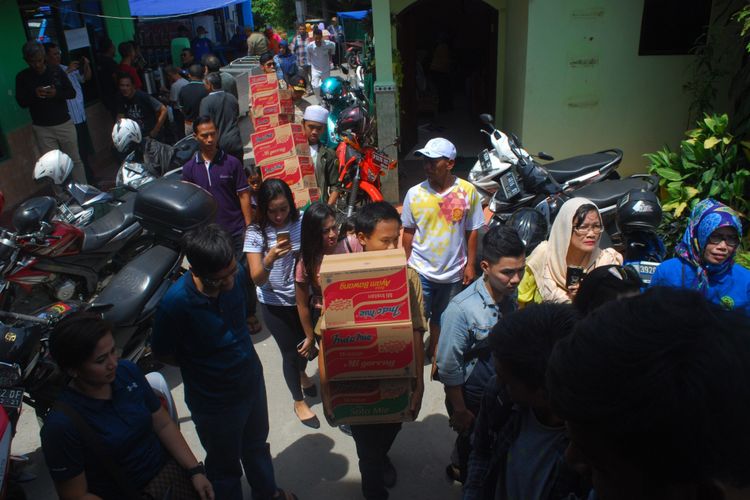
[243,218,302,306]
[306,40,336,73]
[309,143,320,165]
[401,177,485,283]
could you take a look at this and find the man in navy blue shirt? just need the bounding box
[152,225,296,500]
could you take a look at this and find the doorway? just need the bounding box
[396,0,498,164]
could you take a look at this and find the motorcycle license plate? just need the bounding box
[627,261,661,285]
[500,171,521,199]
[479,149,492,171]
[0,388,23,411]
[372,151,392,171]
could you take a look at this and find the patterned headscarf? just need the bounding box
[675,198,743,290]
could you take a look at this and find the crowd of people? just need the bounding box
[14,18,750,500]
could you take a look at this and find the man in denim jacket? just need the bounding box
[436,225,526,483]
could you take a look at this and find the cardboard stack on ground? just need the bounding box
[317,249,417,425]
[248,73,319,210]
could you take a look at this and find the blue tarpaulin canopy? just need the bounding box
[336,10,371,21]
[129,0,245,17]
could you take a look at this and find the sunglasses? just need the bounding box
[708,233,740,247]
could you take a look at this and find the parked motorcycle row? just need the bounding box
[467,113,665,284]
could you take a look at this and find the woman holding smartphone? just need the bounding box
[518,197,622,305]
[244,179,320,428]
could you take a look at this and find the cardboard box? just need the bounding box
[260,156,318,190]
[251,124,310,165]
[321,378,414,425]
[248,73,279,95]
[250,107,294,133]
[251,89,294,111]
[319,321,415,380]
[292,186,320,210]
[319,250,411,328]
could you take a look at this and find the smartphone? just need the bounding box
[277,230,290,245]
[296,339,319,361]
[566,266,585,288]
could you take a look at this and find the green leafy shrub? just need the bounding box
[646,113,750,260]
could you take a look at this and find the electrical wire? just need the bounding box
[29,0,242,21]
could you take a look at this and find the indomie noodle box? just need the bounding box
[248,73,279,95]
[319,249,411,328]
[260,155,317,191]
[251,124,310,165]
[251,89,294,112]
[321,378,414,425]
[291,186,320,210]
[250,105,294,133]
[319,321,415,380]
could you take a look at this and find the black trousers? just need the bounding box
[350,423,402,500]
[259,303,307,401]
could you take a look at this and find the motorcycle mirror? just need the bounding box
[479,114,494,125]
[537,152,554,161]
[340,65,350,75]
[510,132,524,148]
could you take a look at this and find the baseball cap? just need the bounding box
[415,138,456,160]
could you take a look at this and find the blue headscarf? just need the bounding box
[675,198,743,290]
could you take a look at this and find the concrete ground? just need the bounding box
[12,319,462,499]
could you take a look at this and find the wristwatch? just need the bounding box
[187,462,206,477]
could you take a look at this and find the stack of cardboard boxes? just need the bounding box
[317,249,417,425]
[248,73,320,210]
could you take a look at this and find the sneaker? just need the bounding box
[338,424,352,436]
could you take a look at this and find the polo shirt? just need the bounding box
[152,271,261,412]
[178,80,209,122]
[41,361,166,499]
[182,149,249,236]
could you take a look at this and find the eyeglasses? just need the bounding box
[200,262,239,287]
[264,61,276,68]
[573,224,603,235]
[708,233,740,247]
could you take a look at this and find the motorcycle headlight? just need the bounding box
[0,362,22,387]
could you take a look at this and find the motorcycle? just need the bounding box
[0,178,216,312]
[114,120,198,190]
[345,41,363,69]
[469,113,623,205]
[615,189,665,284]
[320,75,370,149]
[334,105,398,219]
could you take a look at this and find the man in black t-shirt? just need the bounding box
[116,72,167,139]
[15,40,86,183]
[178,64,209,136]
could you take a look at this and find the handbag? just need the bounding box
[53,401,197,500]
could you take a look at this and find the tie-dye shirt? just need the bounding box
[402,177,485,283]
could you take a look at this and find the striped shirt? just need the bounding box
[244,218,302,306]
[60,64,86,125]
[292,34,309,67]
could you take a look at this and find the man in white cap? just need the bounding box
[303,104,340,205]
[401,137,485,359]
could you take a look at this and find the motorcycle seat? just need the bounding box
[94,245,178,327]
[544,151,620,184]
[81,196,137,252]
[574,178,653,209]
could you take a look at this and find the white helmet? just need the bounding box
[34,150,73,185]
[112,118,142,153]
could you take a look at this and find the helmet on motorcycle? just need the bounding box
[337,105,368,137]
[112,118,142,154]
[34,150,73,185]
[616,189,662,233]
[507,207,549,255]
[320,77,347,105]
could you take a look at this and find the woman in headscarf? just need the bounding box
[651,198,750,315]
[274,40,298,80]
[518,197,623,305]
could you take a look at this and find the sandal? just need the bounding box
[246,315,263,334]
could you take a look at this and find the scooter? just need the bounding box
[469,113,623,204]
[116,132,198,190]
[0,178,216,312]
[321,75,370,150]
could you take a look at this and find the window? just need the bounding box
[19,1,110,103]
[639,0,713,55]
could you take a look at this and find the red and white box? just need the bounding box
[319,321,415,381]
[248,73,279,95]
[250,107,294,133]
[251,89,294,111]
[251,124,310,165]
[260,156,317,190]
[292,186,320,210]
[319,249,412,328]
[321,378,415,425]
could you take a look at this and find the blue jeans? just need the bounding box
[190,370,277,500]
[418,274,464,326]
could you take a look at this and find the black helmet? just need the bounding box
[336,105,368,137]
[616,189,662,233]
[508,207,549,254]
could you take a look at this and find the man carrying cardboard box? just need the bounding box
[303,105,340,205]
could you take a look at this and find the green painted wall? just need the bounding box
[501,0,527,135]
[103,0,136,55]
[0,4,37,133]
[517,0,695,176]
